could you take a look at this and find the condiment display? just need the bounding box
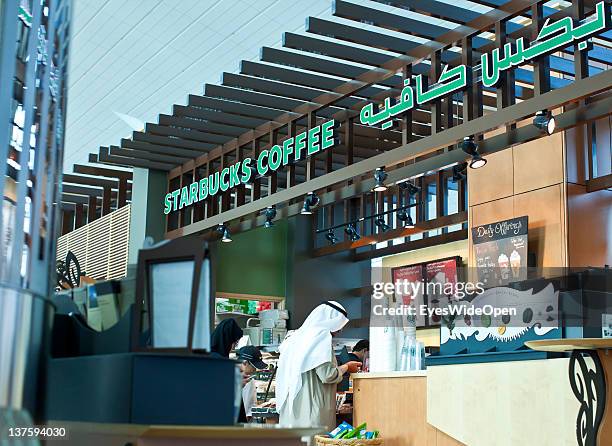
[329,421,379,440]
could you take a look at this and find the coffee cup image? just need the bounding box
[498,253,510,280]
[510,249,521,277]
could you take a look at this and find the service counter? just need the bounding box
[351,371,463,446]
[427,358,580,446]
[353,358,582,446]
[47,422,322,446]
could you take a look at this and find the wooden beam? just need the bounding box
[118,178,128,208]
[573,0,589,81]
[73,164,132,180]
[61,194,90,205]
[102,187,111,216]
[586,173,612,193]
[531,3,550,95]
[61,209,74,235]
[312,211,467,257]
[74,203,84,228]
[88,195,97,223]
[63,173,119,189]
[353,229,468,261]
[287,121,297,189]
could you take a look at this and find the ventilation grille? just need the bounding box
[56,204,131,280]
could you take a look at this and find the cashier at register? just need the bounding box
[237,346,268,420]
[338,339,369,391]
[276,301,362,429]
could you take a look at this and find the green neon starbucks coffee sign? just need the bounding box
[164,119,337,214]
[164,2,608,215]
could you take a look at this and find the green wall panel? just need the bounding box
[215,220,287,297]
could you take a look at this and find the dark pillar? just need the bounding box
[284,214,371,338]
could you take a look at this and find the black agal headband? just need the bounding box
[324,301,347,318]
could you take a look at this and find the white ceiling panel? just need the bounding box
[64,0,477,170]
[64,0,333,169]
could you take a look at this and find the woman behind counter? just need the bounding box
[210,318,250,423]
[276,301,362,429]
[210,318,243,358]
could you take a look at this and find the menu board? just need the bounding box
[392,264,426,327]
[472,216,528,288]
[425,258,459,325]
[392,257,460,327]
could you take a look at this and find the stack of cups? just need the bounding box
[398,329,425,371]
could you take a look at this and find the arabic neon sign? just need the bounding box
[163,119,337,214]
[360,1,609,130]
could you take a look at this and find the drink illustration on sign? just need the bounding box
[472,216,529,288]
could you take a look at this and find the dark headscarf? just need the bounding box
[211,319,243,357]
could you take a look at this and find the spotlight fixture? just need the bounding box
[396,208,415,229]
[533,110,556,135]
[372,167,388,192]
[325,229,339,245]
[264,206,277,228]
[452,162,468,182]
[301,192,320,215]
[216,224,232,243]
[374,216,390,232]
[469,153,487,169]
[344,223,361,242]
[461,136,487,169]
[399,181,421,196]
[407,182,421,196]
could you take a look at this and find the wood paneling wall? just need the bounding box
[565,118,612,267]
[566,184,612,266]
[467,132,568,268]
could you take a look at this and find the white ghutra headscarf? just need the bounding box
[276,301,349,417]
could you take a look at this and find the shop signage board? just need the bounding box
[162,1,609,215]
[391,256,461,327]
[425,258,460,326]
[163,119,337,214]
[392,264,426,327]
[359,1,609,131]
[472,215,528,287]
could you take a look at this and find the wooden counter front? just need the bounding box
[352,373,463,446]
[45,422,323,446]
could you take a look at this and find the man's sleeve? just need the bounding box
[315,361,343,384]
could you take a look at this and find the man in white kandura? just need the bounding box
[276,301,362,429]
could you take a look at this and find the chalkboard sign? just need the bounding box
[472,216,528,287]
